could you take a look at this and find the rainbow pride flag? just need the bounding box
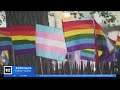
[0,28,12,51]
[94,20,109,54]
[62,19,110,59]
[63,19,112,65]
[36,24,67,61]
[114,35,120,60]
[62,20,95,52]
[80,49,102,61]
[3,50,9,60]
[93,20,111,65]
[116,35,120,49]
[10,26,36,56]
[67,49,102,62]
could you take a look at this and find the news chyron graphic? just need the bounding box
[4,66,12,75]
[4,66,35,77]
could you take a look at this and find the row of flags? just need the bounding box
[0,19,119,66]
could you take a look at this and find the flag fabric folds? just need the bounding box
[67,49,102,62]
[103,37,115,61]
[36,24,67,61]
[0,28,12,51]
[106,36,114,54]
[105,52,118,62]
[116,35,120,51]
[94,20,110,60]
[10,26,36,56]
[80,49,95,61]
[114,35,120,60]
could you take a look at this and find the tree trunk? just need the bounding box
[6,11,49,26]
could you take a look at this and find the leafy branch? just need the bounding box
[66,11,117,27]
[0,11,6,25]
[89,11,116,26]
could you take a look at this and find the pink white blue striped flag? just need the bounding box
[36,24,67,61]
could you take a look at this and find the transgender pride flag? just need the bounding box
[36,24,67,61]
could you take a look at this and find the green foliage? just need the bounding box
[67,11,117,27]
[90,11,116,26]
[66,11,116,27]
[0,11,6,25]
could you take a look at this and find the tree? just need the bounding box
[5,11,49,26]
[48,11,117,27]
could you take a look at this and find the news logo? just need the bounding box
[4,66,12,74]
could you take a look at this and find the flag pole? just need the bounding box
[93,19,99,70]
[9,29,15,66]
[113,32,119,62]
[62,20,67,74]
[11,36,16,66]
[54,16,58,74]
[68,53,73,74]
[12,45,15,66]
[57,61,60,74]
[40,56,44,74]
